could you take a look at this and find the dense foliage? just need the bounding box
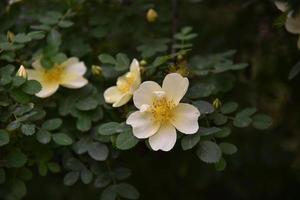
[1,0,299,199]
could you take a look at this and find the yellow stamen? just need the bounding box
[117,72,137,93]
[150,97,175,123]
[42,64,63,83]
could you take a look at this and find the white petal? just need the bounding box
[285,13,300,34]
[126,111,160,139]
[65,61,87,76]
[62,57,79,66]
[112,93,132,107]
[171,103,200,134]
[130,58,140,72]
[36,82,59,98]
[27,69,43,81]
[133,81,163,109]
[162,73,189,105]
[61,75,88,89]
[149,123,177,151]
[104,86,123,104]
[275,1,289,12]
[32,59,43,69]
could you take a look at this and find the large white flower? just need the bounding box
[104,59,141,107]
[27,57,88,98]
[126,73,200,151]
[275,0,300,48]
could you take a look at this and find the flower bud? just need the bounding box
[140,60,147,66]
[92,65,102,76]
[7,31,15,43]
[16,65,27,78]
[212,98,222,110]
[146,9,158,23]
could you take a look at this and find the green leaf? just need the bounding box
[47,29,61,47]
[88,142,109,161]
[100,185,117,200]
[116,131,139,150]
[115,53,130,70]
[219,142,238,155]
[213,113,228,125]
[288,60,300,80]
[113,167,131,180]
[36,129,51,144]
[10,89,30,104]
[0,130,9,146]
[236,108,257,118]
[27,31,45,40]
[42,118,62,131]
[76,97,98,111]
[181,134,200,150]
[73,137,92,154]
[52,133,73,146]
[95,173,111,188]
[47,162,61,173]
[233,116,252,128]
[21,80,42,94]
[252,114,272,130]
[30,24,51,31]
[221,102,238,114]
[12,76,26,87]
[21,124,36,136]
[199,127,222,136]
[197,141,222,164]
[98,54,116,65]
[81,169,93,184]
[38,162,48,176]
[215,157,227,171]
[10,180,27,199]
[215,127,231,138]
[116,183,140,199]
[193,100,214,114]
[64,171,80,186]
[58,20,74,28]
[76,117,91,131]
[6,149,28,168]
[14,33,32,43]
[98,122,120,136]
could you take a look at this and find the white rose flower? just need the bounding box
[27,57,88,98]
[104,59,141,107]
[275,0,300,48]
[126,73,200,151]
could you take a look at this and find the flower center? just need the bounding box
[151,97,175,123]
[118,73,136,93]
[43,65,63,83]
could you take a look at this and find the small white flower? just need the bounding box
[275,1,289,12]
[126,73,200,151]
[275,0,300,48]
[16,65,27,78]
[27,57,88,98]
[104,59,141,107]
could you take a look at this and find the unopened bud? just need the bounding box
[146,9,158,23]
[92,65,102,76]
[140,60,147,66]
[212,98,222,110]
[7,31,15,43]
[16,65,27,78]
